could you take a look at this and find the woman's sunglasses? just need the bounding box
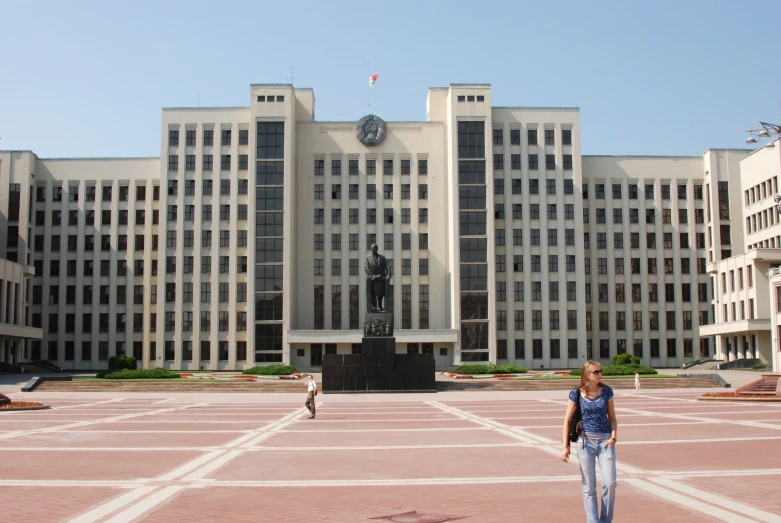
[591,369,603,374]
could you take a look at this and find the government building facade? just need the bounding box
[1,83,779,372]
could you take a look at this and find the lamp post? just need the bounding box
[745,121,781,147]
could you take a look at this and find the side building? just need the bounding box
[0,83,759,370]
[703,142,781,370]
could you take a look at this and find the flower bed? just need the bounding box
[441,370,571,380]
[178,372,306,381]
[699,392,781,402]
[0,401,50,411]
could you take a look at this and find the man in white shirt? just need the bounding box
[305,375,317,418]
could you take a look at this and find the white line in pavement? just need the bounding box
[196,475,583,487]
[0,402,213,441]
[624,478,757,523]
[654,467,781,478]
[156,450,228,481]
[648,477,781,522]
[53,398,126,410]
[0,446,221,452]
[182,449,244,480]
[152,398,176,404]
[1,480,141,488]
[250,443,529,451]
[279,427,494,433]
[67,486,158,523]
[103,486,184,523]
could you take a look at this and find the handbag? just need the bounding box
[568,387,583,443]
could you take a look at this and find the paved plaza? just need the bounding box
[1,388,780,522]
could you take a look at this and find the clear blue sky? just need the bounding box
[1,0,779,158]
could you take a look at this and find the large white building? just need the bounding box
[1,83,775,371]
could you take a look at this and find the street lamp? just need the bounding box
[746,121,781,146]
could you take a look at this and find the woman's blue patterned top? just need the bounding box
[569,385,613,435]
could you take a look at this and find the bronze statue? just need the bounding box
[365,244,389,312]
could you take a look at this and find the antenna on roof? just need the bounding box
[288,66,299,86]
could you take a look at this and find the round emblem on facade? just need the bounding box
[355,114,387,146]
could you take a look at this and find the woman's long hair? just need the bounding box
[578,360,602,392]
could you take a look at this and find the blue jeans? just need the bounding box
[576,436,616,523]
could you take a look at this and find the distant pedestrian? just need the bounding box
[561,360,618,523]
[305,375,317,419]
[634,370,641,391]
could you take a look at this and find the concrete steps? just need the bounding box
[35,380,309,393]
[436,377,718,391]
[33,376,719,393]
[736,373,780,396]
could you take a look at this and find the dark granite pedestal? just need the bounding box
[322,330,435,393]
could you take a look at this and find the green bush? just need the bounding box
[108,354,137,371]
[752,363,768,370]
[242,365,302,376]
[570,364,657,377]
[453,363,528,375]
[611,354,633,366]
[99,368,180,380]
[630,356,641,366]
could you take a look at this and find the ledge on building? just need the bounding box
[700,319,770,337]
[707,248,781,274]
[286,329,459,344]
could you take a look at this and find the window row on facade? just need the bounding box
[32,256,248,287]
[584,257,708,276]
[169,128,247,148]
[312,284,429,330]
[583,182,704,201]
[36,184,161,204]
[491,128,573,147]
[32,339,250,363]
[313,257,429,278]
[494,308,703,332]
[494,280,708,306]
[584,207,705,225]
[746,206,779,235]
[33,280,249,307]
[313,158,428,176]
[493,153,573,171]
[744,175,779,207]
[314,183,428,201]
[34,309,249,333]
[495,336,708,361]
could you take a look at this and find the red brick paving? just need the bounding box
[6,430,240,448]
[1,487,123,523]
[0,391,779,522]
[139,482,720,523]
[617,440,781,471]
[683,474,781,515]
[0,450,201,480]
[264,428,509,447]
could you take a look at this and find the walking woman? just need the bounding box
[561,360,618,523]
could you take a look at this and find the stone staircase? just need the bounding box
[34,379,309,393]
[736,373,780,396]
[32,375,721,393]
[436,376,719,391]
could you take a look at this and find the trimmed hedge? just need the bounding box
[242,365,302,376]
[97,368,180,380]
[108,354,137,371]
[452,364,529,375]
[571,364,658,377]
[752,363,768,370]
[611,354,640,366]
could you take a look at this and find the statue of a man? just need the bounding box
[364,244,389,312]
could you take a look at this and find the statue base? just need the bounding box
[321,314,435,393]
